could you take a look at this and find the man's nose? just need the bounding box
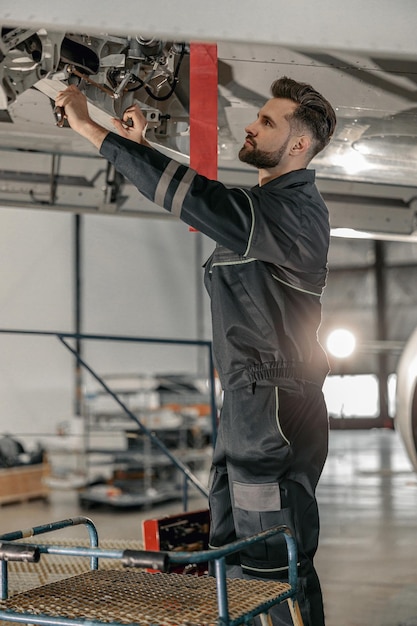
[245,121,257,135]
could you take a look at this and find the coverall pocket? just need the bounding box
[232,480,295,577]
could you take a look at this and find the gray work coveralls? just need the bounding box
[101,133,330,625]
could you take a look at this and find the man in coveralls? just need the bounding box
[56,75,336,625]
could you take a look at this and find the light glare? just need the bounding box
[326,328,356,359]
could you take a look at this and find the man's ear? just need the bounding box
[289,135,311,156]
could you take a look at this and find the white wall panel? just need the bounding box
[0,208,73,446]
[82,214,213,383]
[0,207,214,448]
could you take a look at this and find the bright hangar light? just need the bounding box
[326,328,356,359]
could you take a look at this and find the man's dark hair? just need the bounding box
[270,76,337,158]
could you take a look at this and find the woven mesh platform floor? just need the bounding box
[2,568,291,626]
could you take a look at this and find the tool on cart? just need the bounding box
[143,508,210,574]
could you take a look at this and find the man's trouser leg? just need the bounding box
[209,383,329,626]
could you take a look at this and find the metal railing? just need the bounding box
[0,328,216,507]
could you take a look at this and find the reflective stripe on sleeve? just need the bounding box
[154,161,181,207]
[154,160,196,216]
[172,169,197,217]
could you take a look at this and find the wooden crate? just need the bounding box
[0,459,50,505]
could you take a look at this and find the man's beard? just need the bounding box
[238,137,288,169]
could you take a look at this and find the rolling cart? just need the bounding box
[0,516,304,626]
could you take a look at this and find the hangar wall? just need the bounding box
[0,207,214,445]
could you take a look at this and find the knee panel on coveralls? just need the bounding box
[231,479,296,580]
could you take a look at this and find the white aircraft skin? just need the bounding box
[396,328,417,472]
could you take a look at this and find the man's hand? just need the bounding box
[55,86,152,150]
[55,85,109,149]
[112,104,151,147]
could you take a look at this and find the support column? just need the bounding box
[375,240,391,425]
[189,43,218,375]
[74,213,83,417]
[189,42,218,179]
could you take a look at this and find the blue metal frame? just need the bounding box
[0,517,99,601]
[0,520,299,626]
